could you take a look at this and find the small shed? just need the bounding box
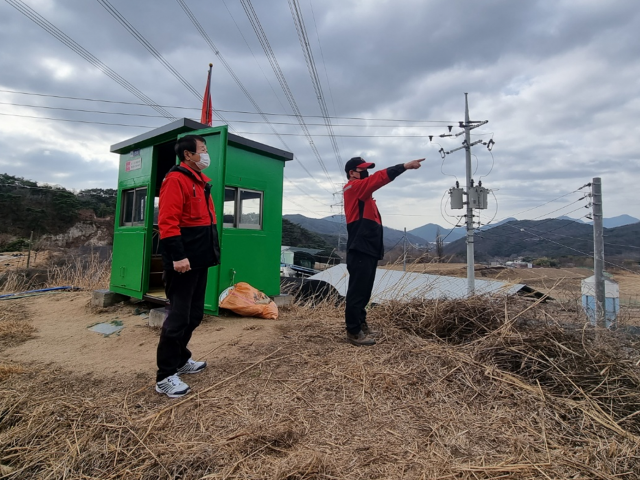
[581,275,619,328]
[108,118,293,315]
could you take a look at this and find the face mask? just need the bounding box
[195,152,210,170]
[358,169,369,179]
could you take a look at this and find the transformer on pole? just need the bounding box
[445,94,492,296]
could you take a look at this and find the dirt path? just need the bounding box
[0,291,286,377]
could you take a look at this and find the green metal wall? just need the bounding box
[218,142,284,297]
[109,124,287,315]
[110,146,156,298]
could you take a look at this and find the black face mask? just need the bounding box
[358,170,369,179]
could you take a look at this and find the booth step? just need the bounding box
[91,289,128,308]
[149,307,167,328]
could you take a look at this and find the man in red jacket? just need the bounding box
[343,156,424,346]
[155,135,221,398]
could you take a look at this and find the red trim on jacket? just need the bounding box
[158,163,220,270]
[159,164,216,240]
[343,164,406,259]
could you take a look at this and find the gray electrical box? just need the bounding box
[449,187,464,209]
[468,186,488,209]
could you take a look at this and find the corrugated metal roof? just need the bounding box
[309,264,525,302]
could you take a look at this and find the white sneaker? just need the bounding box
[176,358,207,375]
[155,374,190,398]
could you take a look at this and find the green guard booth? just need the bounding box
[109,118,293,315]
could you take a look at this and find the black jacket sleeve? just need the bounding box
[386,163,406,181]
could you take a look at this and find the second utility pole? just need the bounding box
[464,93,475,295]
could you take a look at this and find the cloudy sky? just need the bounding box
[1,0,638,231]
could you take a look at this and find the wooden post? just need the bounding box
[26,231,34,269]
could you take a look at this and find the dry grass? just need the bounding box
[0,251,111,293]
[0,302,36,348]
[1,294,640,479]
[0,364,26,382]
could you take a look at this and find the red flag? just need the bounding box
[200,63,213,126]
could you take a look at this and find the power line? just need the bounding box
[484,184,591,227]
[0,100,458,129]
[5,0,175,119]
[503,223,640,276]
[479,204,591,240]
[175,0,332,195]
[238,0,339,192]
[96,0,230,129]
[0,112,155,129]
[308,0,342,156]
[288,0,342,171]
[0,89,456,123]
[221,0,290,115]
[0,111,460,137]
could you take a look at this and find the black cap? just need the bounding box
[344,157,375,177]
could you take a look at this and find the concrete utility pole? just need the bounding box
[445,93,490,296]
[464,94,475,295]
[403,227,407,272]
[592,177,606,328]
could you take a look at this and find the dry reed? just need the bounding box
[1,289,640,478]
[0,301,36,347]
[0,250,111,293]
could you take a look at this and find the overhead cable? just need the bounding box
[239,0,338,192]
[288,0,343,171]
[97,0,231,127]
[5,0,175,119]
[0,89,456,122]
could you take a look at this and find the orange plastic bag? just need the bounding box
[218,282,279,319]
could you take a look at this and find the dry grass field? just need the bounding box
[0,255,639,478]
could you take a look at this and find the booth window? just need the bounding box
[223,187,263,230]
[223,187,236,227]
[121,187,147,226]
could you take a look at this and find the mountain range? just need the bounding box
[444,218,640,261]
[283,214,427,250]
[285,214,639,246]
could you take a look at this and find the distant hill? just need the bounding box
[600,215,638,228]
[407,224,465,243]
[553,215,637,228]
[281,218,334,250]
[444,219,640,261]
[284,214,427,249]
[0,173,116,247]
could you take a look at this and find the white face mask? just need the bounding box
[195,152,210,170]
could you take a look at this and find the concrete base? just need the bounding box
[91,289,128,308]
[149,307,167,328]
[270,294,294,307]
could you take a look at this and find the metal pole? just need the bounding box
[592,178,606,328]
[403,227,407,272]
[464,93,475,295]
[26,230,34,269]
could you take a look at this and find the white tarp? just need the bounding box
[308,264,525,302]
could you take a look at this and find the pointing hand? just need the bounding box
[404,158,425,170]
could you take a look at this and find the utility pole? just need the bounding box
[444,94,491,296]
[463,94,475,295]
[403,227,407,272]
[592,177,606,328]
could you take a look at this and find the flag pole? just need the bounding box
[200,63,213,126]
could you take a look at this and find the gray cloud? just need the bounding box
[0,0,638,230]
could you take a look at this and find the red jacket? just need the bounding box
[343,164,405,259]
[159,164,220,270]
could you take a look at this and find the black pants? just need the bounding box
[156,268,208,382]
[345,250,378,334]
